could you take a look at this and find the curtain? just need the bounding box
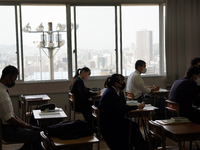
[165,0,200,85]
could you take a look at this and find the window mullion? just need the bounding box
[67,4,73,80]
[159,3,164,75]
[115,6,118,74]
[74,6,78,72]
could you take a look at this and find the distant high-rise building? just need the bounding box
[135,29,153,65]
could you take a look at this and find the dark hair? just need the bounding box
[186,66,200,79]
[1,65,19,79]
[191,57,200,66]
[104,74,125,88]
[69,67,91,90]
[135,60,146,70]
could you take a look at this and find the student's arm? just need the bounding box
[150,86,160,92]
[77,79,98,98]
[6,117,32,129]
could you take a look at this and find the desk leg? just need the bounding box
[129,117,132,146]
[154,96,156,106]
[141,117,148,141]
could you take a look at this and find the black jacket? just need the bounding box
[169,76,200,118]
[44,120,94,140]
[98,87,138,150]
[70,77,97,110]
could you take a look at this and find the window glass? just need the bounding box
[0,6,17,77]
[122,5,161,76]
[21,5,67,81]
[75,6,116,76]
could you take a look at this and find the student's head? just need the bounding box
[78,67,91,81]
[0,65,19,88]
[135,60,147,74]
[191,57,200,67]
[186,66,200,82]
[69,67,91,90]
[104,74,126,91]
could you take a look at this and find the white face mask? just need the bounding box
[142,68,147,74]
[84,75,89,81]
[196,75,200,86]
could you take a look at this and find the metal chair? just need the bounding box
[126,91,134,101]
[165,100,180,119]
[92,105,100,150]
[40,131,57,150]
[149,120,188,150]
[68,92,82,121]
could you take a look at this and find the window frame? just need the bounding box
[1,2,165,83]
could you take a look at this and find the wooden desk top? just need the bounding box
[154,121,200,135]
[33,109,67,120]
[23,94,50,102]
[163,122,200,135]
[51,136,99,147]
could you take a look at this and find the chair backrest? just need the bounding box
[40,131,57,150]
[148,120,166,150]
[165,100,180,119]
[69,92,76,111]
[126,91,134,101]
[20,95,26,121]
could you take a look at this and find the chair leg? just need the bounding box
[69,104,71,122]
[74,111,75,121]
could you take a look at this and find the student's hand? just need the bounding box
[151,86,160,92]
[154,86,160,91]
[24,123,32,129]
[138,102,145,109]
[97,90,101,95]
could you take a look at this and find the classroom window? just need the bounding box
[121,5,165,76]
[73,6,116,76]
[21,5,67,81]
[0,6,17,77]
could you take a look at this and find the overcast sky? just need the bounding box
[0,5,161,50]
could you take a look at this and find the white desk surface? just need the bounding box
[23,94,50,101]
[126,100,158,110]
[33,108,67,120]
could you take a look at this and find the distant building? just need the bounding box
[136,29,153,65]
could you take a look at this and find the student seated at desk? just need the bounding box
[126,60,160,105]
[169,66,200,121]
[69,67,101,125]
[0,65,42,150]
[98,74,146,150]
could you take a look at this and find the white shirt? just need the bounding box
[126,70,151,99]
[0,82,15,125]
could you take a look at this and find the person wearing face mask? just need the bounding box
[169,66,200,121]
[69,67,101,125]
[190,57,200,91]
[0,65,42,150]
[126,60,160,105]
[99,74,146,150]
